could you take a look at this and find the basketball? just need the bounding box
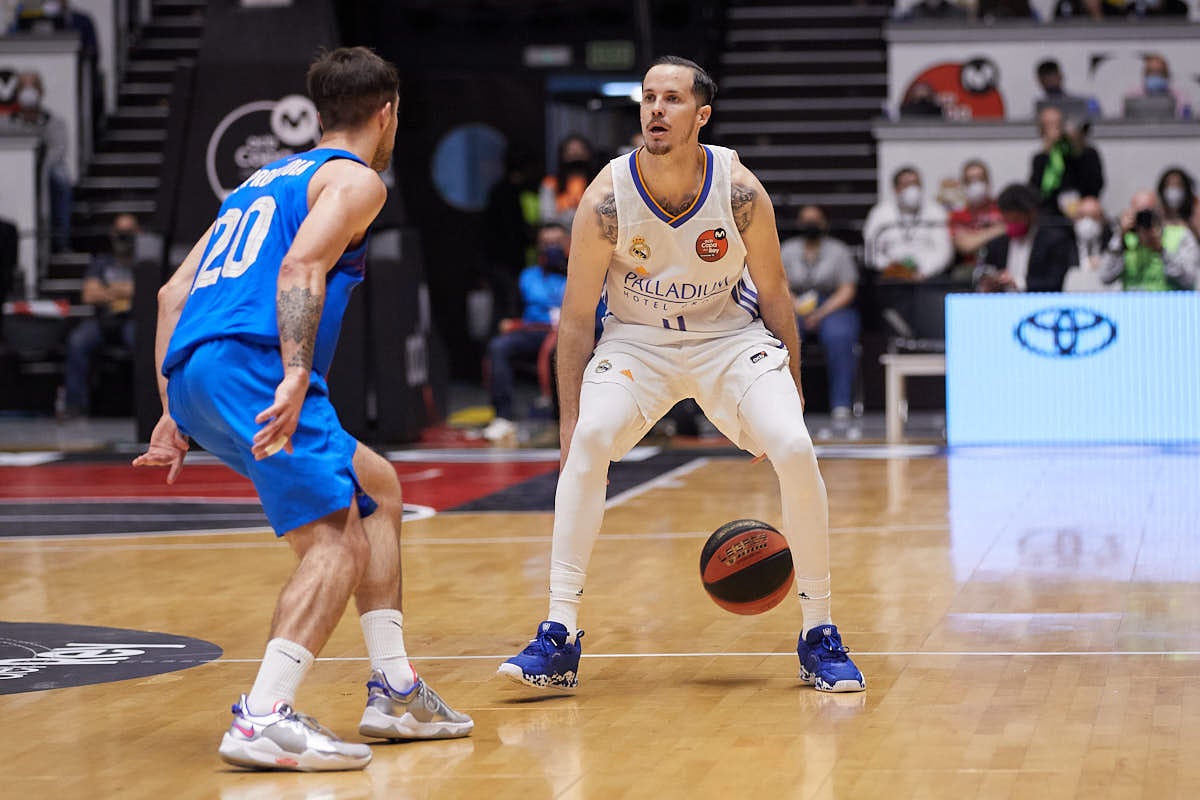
[699,519,794,615]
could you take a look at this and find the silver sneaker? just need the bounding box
[218,695,372,772]
[358,669,474,740]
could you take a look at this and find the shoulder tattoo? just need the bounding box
[596,193,618,244]
[731,182,757,232]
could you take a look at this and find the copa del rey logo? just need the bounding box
[206,94,322,200]
[695,228,728,262]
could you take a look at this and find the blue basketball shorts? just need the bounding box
[165,337,377,536]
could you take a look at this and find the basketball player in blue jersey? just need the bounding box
[133,47,472,771]
[499,56,865,693]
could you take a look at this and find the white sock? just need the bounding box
[796,575,833,638]
[548,566,585,634]
[360,609,415,692]
[245,638,313,716]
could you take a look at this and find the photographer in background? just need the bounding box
[974,183,1076,293]
[1029,105,1103,221]
[1100,189,1200,291]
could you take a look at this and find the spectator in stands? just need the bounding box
[540,134,596,228]
[1063,196,1118,291]
[482,223,570,442]
[948,159,1006,271]
[1034,59,1100,119]
[5,71,73,252]
[898,81,945,119]
[896,0,969,20]
[1124,54,1192,120]
[1100,189,1200,290]
[1030,105,1103,220]
[1158,167,1197,236]
[975,183,1076,292]
[61,213,139,418]
[864,166,953,280]
[780,205,860,420]
[1053,0,1119,18]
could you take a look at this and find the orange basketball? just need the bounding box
[699,519,794,615]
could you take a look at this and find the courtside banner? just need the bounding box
[946,292,1200,445]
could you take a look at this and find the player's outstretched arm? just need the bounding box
[556,164,616,465]
[131,222,215,483]
[251,161,386,461]
[735,162,805,407]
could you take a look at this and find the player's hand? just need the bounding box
[253,368,309,460]
[132,413,189,484]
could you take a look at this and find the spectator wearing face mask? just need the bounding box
[4,71,73,252]
[1157,167,1197,236]
[60,214,139,418]
[948,159,1006,270]
[1124,54,1192,119]
[863,166,952,280]
[1030,105,1104,220]
[1100,189,1200,290]
[1063,197,1118,292]
[975,184,1076,293]
[780,205,860,419]
[483,223,571,441]
[539,133,596,229]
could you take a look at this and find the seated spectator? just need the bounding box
[975,183,1076,292]
[482,223,570,442]
[1053,0,1114,18]
[1157,167,1197,236]
[1100,190,1200,290]
[780,205,860,419]
[1030,105,1103,220]
[1034,59,1100,119]
[897,0,969,20]
[4,71,73,252]
[898,82,945,119]
[539,134,596,228]
[1124,54,1192,119]
[863,166,952,280]
[948,159,1006,269]
[62,214,139,418]
[1063,197,1118,291]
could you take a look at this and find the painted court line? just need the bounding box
[604,457,710,510]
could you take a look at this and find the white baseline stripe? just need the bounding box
[604,457,710,510]
[206,650,1200,664]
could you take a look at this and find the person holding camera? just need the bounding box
[1100,190,1200,291]
[1029,106,1103,220]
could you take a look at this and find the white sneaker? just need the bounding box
[358,670,474,740]
[482,417,516,442]
[218,696,371,772]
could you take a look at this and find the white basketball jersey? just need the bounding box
[605,144,758,334]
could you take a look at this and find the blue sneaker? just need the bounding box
[796,624,866,693]
[497,621,583,690]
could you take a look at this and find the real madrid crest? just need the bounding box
[595,359,612,373]
[629,235,651,261]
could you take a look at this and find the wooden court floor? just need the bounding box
[2,444,1199,799]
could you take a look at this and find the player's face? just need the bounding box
[640,66,709,156]
[370,94,399,172]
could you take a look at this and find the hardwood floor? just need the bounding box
[1,445,1197,798]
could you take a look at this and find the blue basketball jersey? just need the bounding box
[163,148,370,378]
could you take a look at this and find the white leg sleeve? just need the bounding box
[548,381,646,632]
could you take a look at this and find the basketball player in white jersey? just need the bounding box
[498,56,865,693]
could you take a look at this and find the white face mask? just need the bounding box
[1074,216,1102,244]
[964,180,990,206]
[17,87,41,110]
[1163,185,1186,211]
[898,184,923,211]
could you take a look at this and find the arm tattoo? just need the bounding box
[278,286,321,371]
[732,182,757,232]
[596,193,619,244]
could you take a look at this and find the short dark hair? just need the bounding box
[1158,166,1197,220]
[649,55,717,105]
[1036,59,1061,79]
[892,165,920,189]
[307,47,399,132]
[997,183,1040,214]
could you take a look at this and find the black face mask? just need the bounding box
[799,225,824,241]
[560,159,592,177]
[111,232,136,258]
[540,244,568,273]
